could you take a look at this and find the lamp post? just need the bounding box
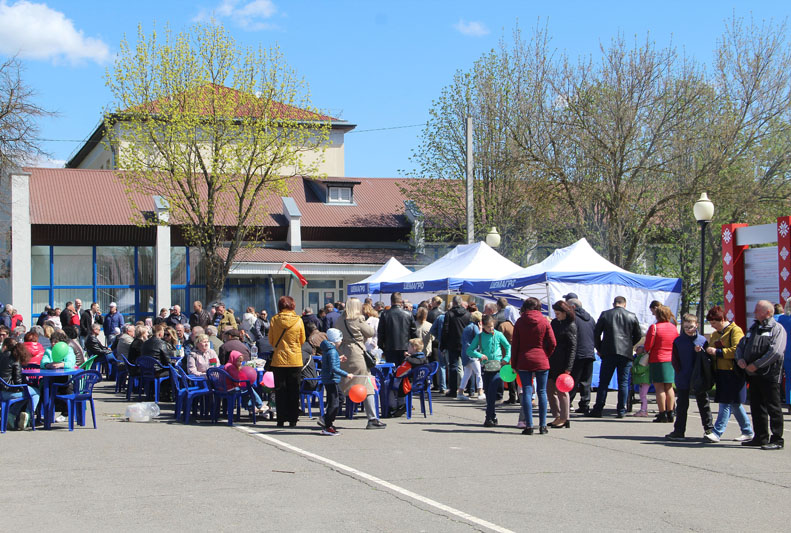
[693,193,715,326]
[485,227,501,248]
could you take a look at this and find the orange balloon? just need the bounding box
[349,384,367,403]
[516,374,522,388]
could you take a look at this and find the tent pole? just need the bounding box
[545,282,551,315]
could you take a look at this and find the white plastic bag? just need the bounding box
[126,402,160,422]
[125,403,149,422]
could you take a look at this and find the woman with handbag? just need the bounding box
[704,306,753,442]
[268,296,307,427]
[336,297,386,429]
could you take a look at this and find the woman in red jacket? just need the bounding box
[644,305,679,423]
[512,297,557,435]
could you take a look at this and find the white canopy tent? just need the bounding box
[462,238,682,328]
[347,257,412,301]
[380,241,523,294]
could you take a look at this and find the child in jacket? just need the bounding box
[320,328,354,435]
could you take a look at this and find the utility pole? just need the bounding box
[466,117,474,244]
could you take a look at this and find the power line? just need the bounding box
[347,123,424,134]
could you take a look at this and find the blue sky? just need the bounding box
[2,0,790,177]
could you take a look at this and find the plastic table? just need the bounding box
[22,368,84,429]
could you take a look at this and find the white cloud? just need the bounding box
[0,1,110,64]
[195,0,279,31]
[454,19,489,37]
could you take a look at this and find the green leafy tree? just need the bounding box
[104,23,331,302]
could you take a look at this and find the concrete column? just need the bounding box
[10,172,32,321]
[154,197,171,313]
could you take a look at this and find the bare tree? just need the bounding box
[0,56,53,175]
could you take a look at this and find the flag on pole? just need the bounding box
[279,262,308,287]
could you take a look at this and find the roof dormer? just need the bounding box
[304,177,361,205]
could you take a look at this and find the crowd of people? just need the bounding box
[0,291,788,450]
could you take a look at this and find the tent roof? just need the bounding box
[348,257,413,295]
[354,257,412,284]
[462,238,682,295]
[381,241,523,293]
[518,238,627,276]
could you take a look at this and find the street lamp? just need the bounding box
[693,193,715,326]
[485,227,501,248]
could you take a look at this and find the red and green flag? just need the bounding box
[280,262,308,287]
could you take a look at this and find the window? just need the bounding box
[328,186,352,203]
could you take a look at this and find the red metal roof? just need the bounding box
[223,247,425,265]
[26,168,412,230]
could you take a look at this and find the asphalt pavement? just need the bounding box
[2,382,790,532]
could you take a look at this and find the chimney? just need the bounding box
[282,197,302,252]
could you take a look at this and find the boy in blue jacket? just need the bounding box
[320,328,354,436]
[666,314,714,441]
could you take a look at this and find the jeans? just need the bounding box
[436,349,448,390]
[674,388,713,435]
[0,386,40,419]
[447,350,462,396]
[593,355,633,414]
[519,370,548,428]
[324,382,340,428]
[568,358,594,409]
[713,402,752,437]
[243,388,263,410]
[482,371,502,421]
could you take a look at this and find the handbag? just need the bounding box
[345,318,377,369]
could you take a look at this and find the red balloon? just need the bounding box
[239,366,257,384]
[516,374,522,388]
[349,384,367,403]
[556,374,575,393]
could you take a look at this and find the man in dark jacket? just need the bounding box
[189,301,211,330]
[442,295,471,398]
[377,292,417,368]
[60,301,80,340]
[165,305,189,328]
[735,300,787,450]
[218,329,251,365]
[566,297,597,414]
[85,323,112,358]
[588,296,642,418]
[301,308,321,331]
[80,302,103,347]
[140,324,173,364]
[323,303,341,331]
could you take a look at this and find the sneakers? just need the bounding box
[16,412,30,431]
[522,427,533,435]
[574,406,590,414]
[704,431,720,443]
[516,420,527,429]
[55,415,67,423]
[478,393,486,401]
[391,406,407,418]
[483,418,498,427]
[585,408,603,418]
[733,433,754,442]
[761,440,784,450]
[665,431,685,441]
[366,419,386,429]
[316,416,325,428]
[615,412,626,419]
[321,426,340,436]
[456,394,470,401]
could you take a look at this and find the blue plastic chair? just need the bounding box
[121,355,141,400]
[406,365,433,419]
[113,353,129,393]
[299,377,324,419]
[0,377,37,433]
[136,356,170,403]
[52,370,102,431]
[170,366,212,423]
[206,367,256,426]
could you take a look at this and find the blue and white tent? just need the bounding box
[461,238,682,327]
[380,242,523,294]
[347,257,412,298]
